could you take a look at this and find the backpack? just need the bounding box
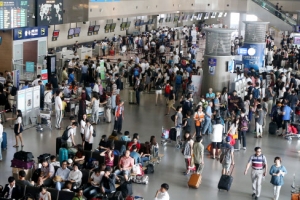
[145,163,154,174]
[89,125,96,137]
[220,147,231,164]
[10,86,17,96]
[165,85,170,94]
[61,127,72,141]
[240,116,248,131]
[252,88,260,99]
[175,75,182,84]
[134,68,139,76]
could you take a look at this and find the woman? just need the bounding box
[244,95,250,117]
[278,82,286,98]
[150,136,159,158]
[193,106,205,137]
[269,157,287,200]
[39,186,51,200]
[127,137,141,152]
[182,132,194,175]
[87,64,94,84]
[80,114,87,144]
[227,118,239,138]
[139,141,151,165]
[220,87,228,119]
[145,69,152,93]
[7,110,23,147]
[154,73,163,106]
[44,83,53,111]
[78,92,87,123]
[73,144,85,168]
[210,119,223,159]
[90,93,100,125]
[100,143,114,167]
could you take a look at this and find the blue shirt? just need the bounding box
[120,136,131,142]
[81,65,88,74]
[130,151,141,164]
[282,105,292,120]
[22,85,29,90]
[206,92,215,99]
[269,165,287,186]
[205,106,212,120]
[68,74,75,84]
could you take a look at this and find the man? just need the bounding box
[193,136,204,174]
[134,76,140,105]
[40,159,55,186]
[32,75,41,86]
[201,101,213,135]
[72,188,84,200]
[154,183,170,200]
[289,90,298,123]
[68,71,75,84]
[206,88,215,101]
[2,177,21,199]
[265,86,275,115]
[114,100,124,134]
[55,160,70,191]
[100,166,116,194]
[80,61,88,84]
[50,155,60,167]
[220,136,234,175]
[39,80,45,110]
[67,122,78,149]
[244,147,267,200]
[130,145,143,164]
[73,41,79,51]
[21,81,29,90]
[55,90,63,129]
[68,163,82,189]
[84,119,94,151]
[62,67,68,84]
[50,74,59,95]
[114,150,134,181]
[279,101,293,136]
[16,170,34,186]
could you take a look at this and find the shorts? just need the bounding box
[283,120,289,129]
[168,100,175,108]
[222,162,231,172]
[14,124,23,135]
[155,90,162,94]
[164,93,170,98]
[212,142,221,149]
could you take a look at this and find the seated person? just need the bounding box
[108,131,119,141]
[97,135,108,152]
[100,143,115,167]
[150,135,159,157]
[1,176,21,199]
[40,159,55,187]
[72,188,84,200]
[127,137,141,152]
[68,163,83,189]
[73,144,85,167]
[62,181,73,192]
[67,159,74,171]
[54,160,71,191]
[130,145,142,164]
[114,150,134,181]
[16,170,34,187]
[132,133,141,143]
[100,166,116,194]
[120,131,131,142]
[39,186,51,200]
[84,168,104,198]
[34,177,44,187]
[50,155,61,167]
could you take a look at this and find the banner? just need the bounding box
[242,43,265,71]
[208,58,217,75]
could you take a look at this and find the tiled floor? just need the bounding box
[0,87,299,200]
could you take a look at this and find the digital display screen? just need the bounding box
[238,48,248,55]
[218,12,223,17]
[197,13,202,20]
[74,27,81,34]
[135,20,141,26]
[94,25,100,32]
[13,26,48,40]
[68,28,74,36]
[121,22,126,28]
[53,30,59,37]
[110,23,116,30]
[125,21,131,28]
[159,18,163,23]
[88,25,94,32]
[104,24,111,30]
[0,0,29,29]
[37,0,63,26]
[204,13,209,19]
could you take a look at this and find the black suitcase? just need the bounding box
[56,137,62,155]
[218,165,234,191]
[117,181,133,198]
[14,151,34,162]
[269,121,277,135]
[234,139,240,150]
[37,153,51,163]
[169,127,177,141]
[110,191,123,200]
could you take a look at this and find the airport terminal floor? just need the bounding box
[0,87,300,200]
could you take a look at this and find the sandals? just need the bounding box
[13,145,19,148]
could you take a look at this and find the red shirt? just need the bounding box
[127,142,141,152]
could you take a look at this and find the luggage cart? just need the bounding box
[36,111,52,131]
[161,127,182,149]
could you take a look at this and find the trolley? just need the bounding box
[36,110,52,131]
[161,127,182,149]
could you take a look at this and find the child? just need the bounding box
[50,155,60,167]
[120,131,131,142]
[255,104,264,138]
[39,186,51,200]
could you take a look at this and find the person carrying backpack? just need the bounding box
[252,82,261,99]
[62,122,78,151]
[220,136,234,175]
[239,109,249,150]
[175,71,182,99]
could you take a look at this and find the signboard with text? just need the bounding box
[242,43,265,71]
[13,26,48,40]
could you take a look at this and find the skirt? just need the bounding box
[14,124,23,135]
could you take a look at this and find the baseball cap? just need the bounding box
[225,136,231,142]
[67,159,73,164]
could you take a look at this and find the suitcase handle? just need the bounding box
[228,164,235,176]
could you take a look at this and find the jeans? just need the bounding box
[55,182,65,191]
[114,169,130,177]
[141,156,150,166]
[175,84,181,98]
[239,130,247,147]
[195,126,201,137]
[111,95,116,109]
[248,111,253,122]
[135,90,140,105]
[0,137,2,160]
[80,73,87,83]
[114,116,123,133]
[273,185,282,200]
[202,119,212,135]
[92,108,99,123]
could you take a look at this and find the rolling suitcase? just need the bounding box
[234,139,240,151]
[59,148,68,164]
[13,151,34,162]
[269,121,277,135]
[188,173,201,188]
[56,137,62,155]
[292,193,300,200]
[128,90,135,104]
[1,132,7,150]
[11,158,35,169]
[218,165,234,191]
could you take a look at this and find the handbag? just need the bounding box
[232,128,238,140]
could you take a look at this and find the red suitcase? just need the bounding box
[11,158,35,169]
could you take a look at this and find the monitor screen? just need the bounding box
[94,25,100,32]
[74,27,81,34]
[204,13,209,19]
[36,0,63,26]
[159,18,164,23]
[53,30,60,37]
[211,12,216,18]
[68,28,75,36]
[105,24,111,30]
[126,21,131,28]
[121,22,126,28]
[88,26,94,32]
[191,14,195,21]
[294,37,300,44]
[135,20,141,26]
[218,12,223,17]
[238,48,248,55]
[110,23,116,30]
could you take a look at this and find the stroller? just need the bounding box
[161,127,182,149]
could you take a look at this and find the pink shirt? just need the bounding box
[119,156,134,171]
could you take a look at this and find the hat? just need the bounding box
[53,175,63,182]
[225,136,231,142]
[67,159,73,164]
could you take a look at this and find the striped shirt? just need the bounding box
[248,154,267,170]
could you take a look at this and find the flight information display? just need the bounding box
[37,0,63,26]
[0,0,29,29]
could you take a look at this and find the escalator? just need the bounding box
[247,0,296,31]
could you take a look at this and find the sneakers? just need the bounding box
[243,147,246,150]
[252,193,256,198]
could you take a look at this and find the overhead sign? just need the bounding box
[13,26,48,40]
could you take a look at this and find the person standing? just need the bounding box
[265,86,275,115]
[202,101,213,135]
[211,119,223,159]
[39,80,45,110]
[114,100,124,134]
[244,147,268,200]
[7,110,23,147]
[134,76,140,105]
[55,90,63,129]
[84,120,94,151]
[90,93,100,125]
[0,118,3,160]
[239,109,249,150]
[220,136,234,175]
[269,157,287,200]
[279,101,292,136]
[193,136,204,174]
[154,183,170,200]
[165,85,175,115]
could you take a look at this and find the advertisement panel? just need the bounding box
[242,43,265,71]
[208,58,217,75]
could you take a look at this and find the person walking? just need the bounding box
[211,118,223,159]
[7,110,24,148]
[220,136,234,175]
[244,147,268,200]
[202,101,213,135]
[55,90,63,129]
[90,93,100,125]
[269,157,287,200]
[134,76,140,105]
[193,136,204,174]
[114,100,124,134]
[239,109,249,150]
[193,106,205,137]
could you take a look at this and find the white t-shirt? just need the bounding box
[145,63,150,70]
[67,127,74,143]
[32,78,40,86]
[91,171,104,185]
[141,63,146,73]
[84,125,94,144]
[0,123,3,138]
[229,124,238,135]
[44,90,52,103]
[80,120,86,134]
[15,116,22,125]
[173,55,179,64]
[154,191,170,200]
[55,96,62,110]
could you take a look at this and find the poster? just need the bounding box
[242,43,265,71]
[13,70,20,89]
[208,58,217,75]
[191,75,202,97]
[25,88,33,110]
[41,69,48,84]
[25,62,34,72]
[17,90,26,111]
[33,86,40,108]
[228,60,234,73]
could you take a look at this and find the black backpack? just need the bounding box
[145,163,154,174]
[62,127,72,141]
[10,86,17,96]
